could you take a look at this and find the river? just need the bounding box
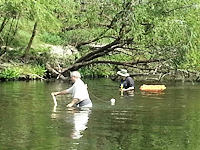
[0,79,200,150]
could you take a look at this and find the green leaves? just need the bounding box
[0,65,46,80]
[0,67,20,79]
[1,0,200,76]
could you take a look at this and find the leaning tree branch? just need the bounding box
[75,38,121,63]
[76,1,132,49]
[75,37,134,64]
[61,58,165,73]
[76,28,111,48]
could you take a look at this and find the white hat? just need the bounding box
[70,71,81,78]
[117,69,129,77]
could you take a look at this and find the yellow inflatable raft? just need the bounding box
[140,84,166,92]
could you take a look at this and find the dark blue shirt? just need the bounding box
[120,77,134,89]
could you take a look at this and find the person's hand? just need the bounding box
[119,88,125,92]
[51,92,58,96]
[66,103,74,107]
[51,92,55,96]
[122,88,126,92]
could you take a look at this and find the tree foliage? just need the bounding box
[0,0,61,55]
[57,0,200,75]
[1,0,200,78]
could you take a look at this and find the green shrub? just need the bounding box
[29,48,51,65]
[40,32,64,45]
[0,68,20,79]
[181,49,200,71]
[19,65,46,79]
[0,65,46,80]
[80,64,115,78]
[31,65,46,77]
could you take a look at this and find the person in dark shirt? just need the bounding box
[117,69,135,96]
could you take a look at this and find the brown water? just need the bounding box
[0,79,200,150]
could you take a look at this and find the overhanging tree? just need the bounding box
[47,0,200,78]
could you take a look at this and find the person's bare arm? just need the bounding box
[122,87,134,92]
[66,98,79,107]
[51,90,68,96]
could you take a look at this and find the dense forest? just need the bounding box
[0,0,200,81]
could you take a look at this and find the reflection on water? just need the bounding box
[51,105,91,140]
[1,80,200,150]
[71,108,91,139]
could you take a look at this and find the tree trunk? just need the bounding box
[23,21,38,59]
[0,17,8,33]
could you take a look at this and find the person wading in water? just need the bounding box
[117,69,135,96]
[51,71,92,108]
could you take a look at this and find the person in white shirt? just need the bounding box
[51,71,92,108]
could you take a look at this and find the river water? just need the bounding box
[0,79,200,150]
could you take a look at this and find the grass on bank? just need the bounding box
[0,64,46,80]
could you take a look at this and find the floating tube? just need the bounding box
[140,84,166,92]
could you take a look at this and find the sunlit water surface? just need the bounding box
[0,79,200,150]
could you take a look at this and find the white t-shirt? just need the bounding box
[66,78,90,101]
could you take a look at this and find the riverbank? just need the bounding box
[0,60,199,83]
[0,46,200,82]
